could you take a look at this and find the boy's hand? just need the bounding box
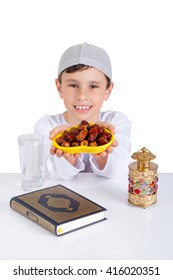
[49,125,69,140]
[49,125,80,166]
[95,121,115,134]
[95,121,117,149]
[93,121,118,169]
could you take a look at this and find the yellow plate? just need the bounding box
[52,125,115,154]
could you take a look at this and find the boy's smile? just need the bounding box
[74,105,92,113]
[55,67,113,125]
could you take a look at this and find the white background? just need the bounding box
[0,0,173,172]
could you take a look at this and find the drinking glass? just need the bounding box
[18,134,44,190]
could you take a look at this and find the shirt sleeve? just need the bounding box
[89,112,131,178]
[34,116,85,180]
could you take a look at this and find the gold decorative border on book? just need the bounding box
[11,200,56,234]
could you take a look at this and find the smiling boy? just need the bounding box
[34,42,131,180]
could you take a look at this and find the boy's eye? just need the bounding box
[69,83,79,88]
[90,84,99,89]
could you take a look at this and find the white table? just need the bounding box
[0,172,172,260]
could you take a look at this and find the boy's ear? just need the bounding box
[104,82,114,100]
[55,79,63,98]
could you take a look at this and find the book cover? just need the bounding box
[10,184,107,235]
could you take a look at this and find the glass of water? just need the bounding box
[18,134,44,190]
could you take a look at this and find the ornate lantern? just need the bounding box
[128,147,158,208]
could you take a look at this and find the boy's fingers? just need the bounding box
[49,125,69,140]
[74,153,80,158]
[55,149,64,157]
[50,146,56,155]
[112,139,118,147]
[96,121,115,134]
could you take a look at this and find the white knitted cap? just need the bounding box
[58,42,112,80]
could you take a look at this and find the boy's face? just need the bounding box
[55,67,113,125]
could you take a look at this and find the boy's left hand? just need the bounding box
[95,121,117,149]
[92,121,118,169]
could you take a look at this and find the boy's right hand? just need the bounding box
[49,125,68,155]
[49,125,80,165]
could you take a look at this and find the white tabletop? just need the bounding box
[0,172,173,260]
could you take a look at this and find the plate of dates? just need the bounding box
[52,120,115,154]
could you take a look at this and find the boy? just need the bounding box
[34,42,131,180]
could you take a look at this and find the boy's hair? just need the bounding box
[58,64,111,89]
[58,42,112,81]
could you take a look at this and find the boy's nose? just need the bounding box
[77,88,88,100]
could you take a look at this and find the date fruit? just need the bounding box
[55,120,112,148]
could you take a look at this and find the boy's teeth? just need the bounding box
[75,105,91,110]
